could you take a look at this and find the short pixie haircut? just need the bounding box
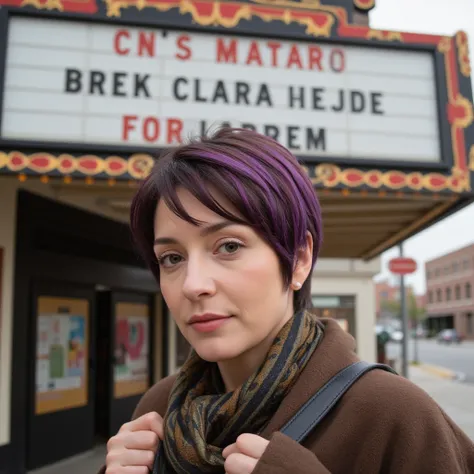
[130,127,323,312]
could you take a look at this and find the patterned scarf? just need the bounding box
[160,310,324,474]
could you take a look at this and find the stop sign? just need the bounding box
[389,257,417,275]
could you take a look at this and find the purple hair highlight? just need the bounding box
[130,127,323,312]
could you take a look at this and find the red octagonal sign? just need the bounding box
[389,257,417,275]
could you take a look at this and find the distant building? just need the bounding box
[425,243,474,339]
[375,280,425,323]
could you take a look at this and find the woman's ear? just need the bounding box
[291,231,314,290]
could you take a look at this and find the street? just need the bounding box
[387,338,474,383]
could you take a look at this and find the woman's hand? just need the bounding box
[105,412,164,473]
[223,434,270,474]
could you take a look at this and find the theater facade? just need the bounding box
[0,0,473,472]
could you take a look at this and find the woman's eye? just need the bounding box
[158,254,183,267]
[218,241,242,254]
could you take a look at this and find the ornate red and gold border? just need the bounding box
[308,164,470,193]
[353,0,374,11]
[0,0,97,13]
[0,151,155,180]
[1,151,470,193]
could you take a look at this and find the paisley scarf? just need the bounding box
[158,311,324,474]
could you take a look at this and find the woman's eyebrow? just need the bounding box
[154,221,236,246]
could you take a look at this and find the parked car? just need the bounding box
[436,329,463,344]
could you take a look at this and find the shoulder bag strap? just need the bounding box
[280,361,397,443]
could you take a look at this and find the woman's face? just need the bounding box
[153,187,296,363]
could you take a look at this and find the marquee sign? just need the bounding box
[2,17,441,163]
[0,0,473,194]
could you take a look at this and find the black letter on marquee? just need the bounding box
[350,91,365,113]
[64,69,82,93]
[194,79,207,102]
[90,71,105,95]
[134,74,151,98]
[264,125,279,141]
[288,126,300,150]
[289,86,305,109]
[113,72,127,97]
[256,84,273,107]
[212,81,229,104]
[173,77,188,101]
[307,128,326,151]
[371,92,384,115]
[332,89,344,112]
[312,88,325,111]
[236,82,250,105]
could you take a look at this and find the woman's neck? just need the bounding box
[217,308,293,392]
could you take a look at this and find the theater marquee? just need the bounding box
[4,17,441,163]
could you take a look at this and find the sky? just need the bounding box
[369,0,474,294]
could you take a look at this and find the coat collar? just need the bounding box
[261,318,360,437]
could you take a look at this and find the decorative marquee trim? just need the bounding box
[353,0,374,11]
[0,0,97,13]
[0,151,155,180]
[309,164,471,193]
[0,151,470,192]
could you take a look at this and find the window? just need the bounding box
[435,268,441,277]
[437,289,442,302]
[427,270,431,280]
[453,262,459,273]
[463,259,469,270]
[455,285,461,300]
[428,291,433,303]
[466,283,472,299]
[446,287,452,301]
[444,266,449,275]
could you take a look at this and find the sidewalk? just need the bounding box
[29,446,105,474]
[409,365,474,440]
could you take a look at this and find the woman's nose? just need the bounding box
[182,258,216,301]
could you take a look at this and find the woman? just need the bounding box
[102,128,474,474]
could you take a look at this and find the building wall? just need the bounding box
[425,243,474,338]
[0,177,136,447]
[311,257,380,363]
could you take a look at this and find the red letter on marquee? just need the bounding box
[176,35,192,60]
[267,41,281,67]
[308,46,323,71]
[114,30,131,56]
[330,48,345,73]
[167,119,183,143]
[143,117,160,142]
[286,45,303,69]
[138,32,156,57]
[216,38,238,64]
[122,115,138,140]
[246,41,263,66]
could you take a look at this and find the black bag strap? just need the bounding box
[280,361,397,443]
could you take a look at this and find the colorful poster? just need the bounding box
[35,297,89,415]
[114,303,150,398]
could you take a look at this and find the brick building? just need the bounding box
[425,243,474,339]
[375,280,425,321]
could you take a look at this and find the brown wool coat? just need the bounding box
[99,319,474,473]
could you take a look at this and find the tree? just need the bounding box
[380,291,425,324]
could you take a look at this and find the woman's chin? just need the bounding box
[192,338,243,363]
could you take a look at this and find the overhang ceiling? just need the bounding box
[50,180,463,261]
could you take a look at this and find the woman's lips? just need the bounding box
[189,315,231,333]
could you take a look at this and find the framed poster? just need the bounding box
[114,302,150,399]
[35,297,89,415]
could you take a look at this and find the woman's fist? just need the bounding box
[105,412,164,473]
